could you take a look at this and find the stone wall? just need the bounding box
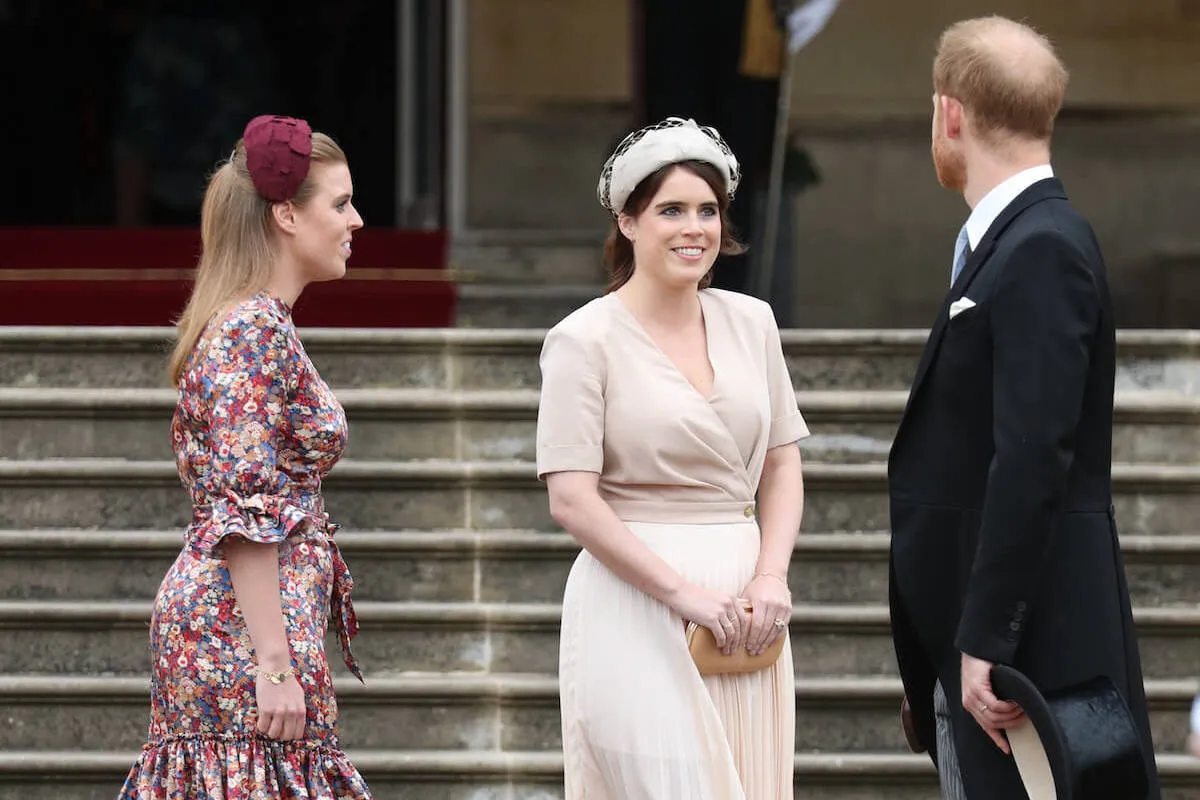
[789,115,1200,328]
[461,0,1200,328]
[466,0,1200,115]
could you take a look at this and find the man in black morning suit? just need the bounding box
[886,17,1160,799]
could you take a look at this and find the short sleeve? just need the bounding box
[193,311,313,553]
[762,304,809,449]
[535,325,606,479]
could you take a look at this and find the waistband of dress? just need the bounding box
[607,499,757,524]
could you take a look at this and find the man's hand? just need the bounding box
[961,652,1025,754]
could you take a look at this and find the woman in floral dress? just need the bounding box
[118,115,371,798]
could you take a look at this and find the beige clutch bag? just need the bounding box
[685,601,786,676]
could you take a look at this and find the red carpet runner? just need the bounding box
[0,228,455,327]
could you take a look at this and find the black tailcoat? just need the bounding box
[887,178,1161,799]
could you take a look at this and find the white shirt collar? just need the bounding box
[964,164,1055,249]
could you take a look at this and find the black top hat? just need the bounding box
[989,664,1150,800]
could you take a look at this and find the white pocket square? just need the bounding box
[949,297,977,319]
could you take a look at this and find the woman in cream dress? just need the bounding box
[536,118,809,799]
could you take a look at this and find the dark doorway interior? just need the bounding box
[0,0,407,229]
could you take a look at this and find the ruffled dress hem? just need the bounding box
[116,733,373,799]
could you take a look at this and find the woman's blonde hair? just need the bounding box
[167,132,347,385]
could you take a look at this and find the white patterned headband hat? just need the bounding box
[597,117,741,216]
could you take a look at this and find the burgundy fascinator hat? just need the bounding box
[242,115,313,202]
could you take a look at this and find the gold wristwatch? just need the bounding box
[258,668,293,685]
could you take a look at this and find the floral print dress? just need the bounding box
[118,292,372,799]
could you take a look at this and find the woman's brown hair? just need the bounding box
[603,160,746,293]
[167,133,347,385]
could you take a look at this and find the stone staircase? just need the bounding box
[2,326,1200,798]
[449,232,607,329]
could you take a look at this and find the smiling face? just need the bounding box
[287,161,364,283]
[617,165,721,291]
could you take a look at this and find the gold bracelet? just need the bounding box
[257,668,294,685]
[755,571,790,591]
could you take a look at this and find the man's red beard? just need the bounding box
[932,133,967,192]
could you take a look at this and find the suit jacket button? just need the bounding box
[1009,621,1021,631]
[1016,601,1027,612]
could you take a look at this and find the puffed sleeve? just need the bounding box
[535,324,606,479]
[762,303,809,449]
[192,311,315,553]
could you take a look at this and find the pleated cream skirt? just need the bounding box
[559,519,795,800]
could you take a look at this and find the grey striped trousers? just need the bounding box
[933,680,969,800]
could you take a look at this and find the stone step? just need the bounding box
[4,530,1200,609]
[455,283,604,329]
[3,600,1199,680]
[2,458,1199,535]
[0,750,1196,800]
[451,236,606,286]
[4,387,1200,465]
[0,674,1193,756]
[3,327,1200,392]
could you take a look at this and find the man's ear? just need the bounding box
[271,201,298,236]
[941,95,964,140]
[617,212,637,243]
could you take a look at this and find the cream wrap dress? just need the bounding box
[536,288,810,799]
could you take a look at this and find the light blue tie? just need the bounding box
[950,224,970,286]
